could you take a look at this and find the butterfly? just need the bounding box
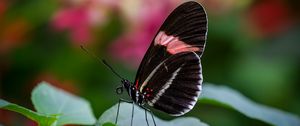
[83,1,208,126]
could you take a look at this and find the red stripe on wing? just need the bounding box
[154,31,200,54]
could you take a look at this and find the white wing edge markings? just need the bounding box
[179,51,203,115]
[171,52,202,116]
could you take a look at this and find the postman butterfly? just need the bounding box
[82,1,207,126]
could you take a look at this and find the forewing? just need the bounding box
[134,1,207,90]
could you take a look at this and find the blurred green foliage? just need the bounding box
[1,0,300,125]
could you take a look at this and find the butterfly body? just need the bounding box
[122,79,146,106]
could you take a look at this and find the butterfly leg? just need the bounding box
[115,98,133,125]
[141,106,156,126]
[131,102,134,126]
[144,109,150,126]
[149,110,156,126]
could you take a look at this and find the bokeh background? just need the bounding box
[1,0,300,125]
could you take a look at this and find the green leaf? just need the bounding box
[199,84,300,126]
[31,81,96,125]
[0,99,57,126]
[96,102,208,126]
[102,122,116,126]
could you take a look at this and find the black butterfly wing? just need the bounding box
[134,1,207,115]
[143,52,203,115]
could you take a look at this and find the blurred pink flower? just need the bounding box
[52,6,90,44]
[52,0,118,44]
[52,0,181,67]
[110,28,153,67]
[109,0,180,68]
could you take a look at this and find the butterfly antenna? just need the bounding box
[80,45,125,80]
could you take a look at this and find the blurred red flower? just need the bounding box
[0,0,7,19]
[0,19,29,55]
[248,0,293,37]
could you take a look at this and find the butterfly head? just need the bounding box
[122,79,131,89]
[116,79,131,95]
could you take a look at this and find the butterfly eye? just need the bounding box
[116,86,123,94]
